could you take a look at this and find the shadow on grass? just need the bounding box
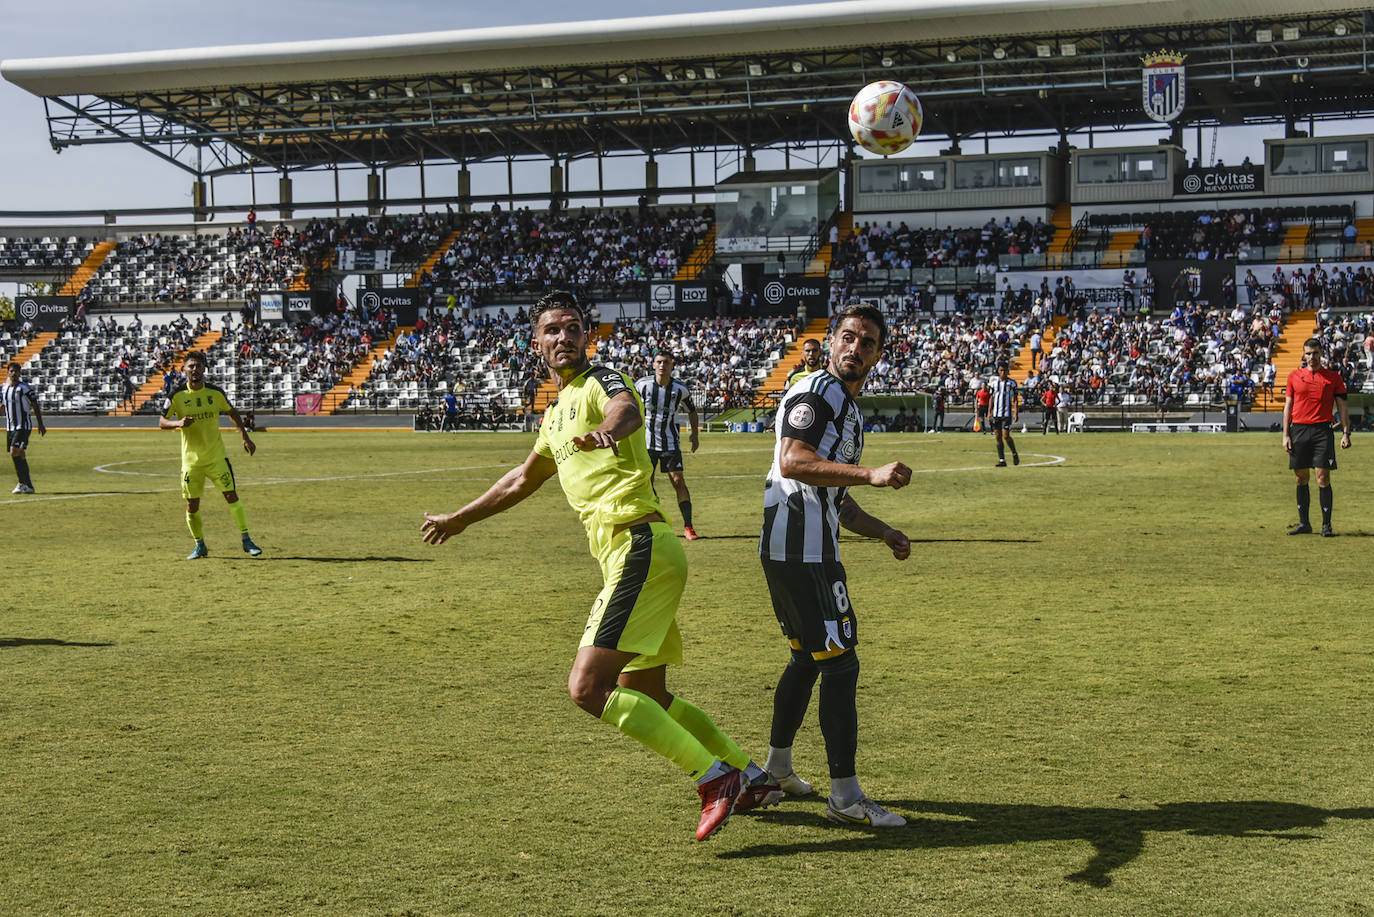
[270,555,434,563]
[726,799,1374,886]
[0,637,114,649]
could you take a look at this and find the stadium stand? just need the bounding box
[0,235,92,270]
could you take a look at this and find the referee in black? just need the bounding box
[1282,338,1352,536]
[2,361,46,494]
[988,362,1020,467]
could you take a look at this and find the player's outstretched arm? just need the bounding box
[837,495,911,560]
[571,391,641,456]
[779,437,911,489]
[422,450,557,545]
[159,414,190,430]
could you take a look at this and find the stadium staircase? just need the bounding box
[755,318,831,401]
[806,212,852,275]
[409,230,462,287]
[1100,230,1141,267]
[113,329,222,416]
[58,240,116,297]
[1048,203,1074,256]
[320,327,407,414]
[674,227,716,281]
[291,251,333,291]
[1266,308,1319,408]
[1010,315,1066,384]
[7,332,57,365]
[1279,223,1312,262]
[529,323,612,413]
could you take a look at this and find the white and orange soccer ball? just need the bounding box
[847,80,923,156]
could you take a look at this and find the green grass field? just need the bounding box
[2,429,1370,916]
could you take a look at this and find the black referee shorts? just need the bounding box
[761,557,858,656]
[6,429,31,451]
[1289,423,1337,471]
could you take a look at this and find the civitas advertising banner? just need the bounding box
[1175,166,1263,196]
[11,296,74,330]
[758,275,828,317]
[358,288,423,325]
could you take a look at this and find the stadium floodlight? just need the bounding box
[791,60,804,72]
[503,80,513,91]
[330,90,341,101]
[1061,43,1076,56]
[992,47,1006,60]
[945,51,957,62]
[881,55,894,67]
[1036,44,1052,57]
[276,94,288,104]
[703,67,717,79]
[310,91,320,102]
[685,68,697,80]
[209,96,222,108]
[1335,22,1348,36]
[748,62,763,76]
[540,76,554,89]
[404,86,416,98]
[235,93,250,106]
[368,88,378,99]
[1256,29,1273,42]
[618,73,629,84]
[462,82,474,94]
[1254,74,1262,87]
[1297,56,1310,68]
[1282,27,1300,41]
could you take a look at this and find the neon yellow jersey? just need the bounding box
[164,383,235,467]
[786,366,820,388]
[534,365,665,558]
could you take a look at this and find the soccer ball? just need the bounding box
[847,80,922,156]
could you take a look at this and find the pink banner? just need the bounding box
[295,393,323,415]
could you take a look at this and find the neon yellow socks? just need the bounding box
[227,500,249,535]
[668,696,750,771]
[600,687,715,780]
[186,511,204,541]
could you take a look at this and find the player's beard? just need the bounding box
[832,358,869,384]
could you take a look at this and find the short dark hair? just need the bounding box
[183,350,207,367]
[531,290,587,332]
[833,302,888,347]
[1303,337,1325,353]
[6,361,20,372]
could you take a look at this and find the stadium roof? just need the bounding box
[4,0,1373,179]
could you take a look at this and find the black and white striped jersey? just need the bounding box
[988,376,1019,418]
[634,376,695,453]
[1,380,38,431]
[759,370,865,563]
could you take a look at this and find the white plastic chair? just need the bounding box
[1067,411,1086,433]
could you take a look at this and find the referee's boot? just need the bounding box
[1287,523,1313,535]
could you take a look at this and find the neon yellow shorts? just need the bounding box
[582,521,686,672]
[181,456,236,500]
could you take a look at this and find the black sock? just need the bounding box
[1319,485,1333,526]
[997,442,1005,460]
[1296,484,1310,525]
[817,653,860,779]
[769,650,818,749]
[13,456,31,488]
[679,500,693,527]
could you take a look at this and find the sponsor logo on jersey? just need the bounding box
[788,403,815,429]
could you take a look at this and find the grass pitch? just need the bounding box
[1,429,1370,916]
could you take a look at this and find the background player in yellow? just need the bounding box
[421,290,777,841]
[159,350,262,559]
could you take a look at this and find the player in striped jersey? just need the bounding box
[988,362,1020,467]
[3,361,46,494]
[758,303,913,828]
[635,352,701,540]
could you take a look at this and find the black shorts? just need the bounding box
[1289,423,1337,471]
[991,416,1014,433]
[6,429,31,451]
[761,558,858,656]
[648,449,685,473]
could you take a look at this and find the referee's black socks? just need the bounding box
[1296,484,1311,526]
[679,500,693,527]
[1319,485,1333,526]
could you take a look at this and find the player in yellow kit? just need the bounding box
[421,290,777,841]
[159,350,262,559]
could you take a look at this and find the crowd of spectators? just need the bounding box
[830,215,1056,280]
[596,316,803,409]
[424,205,711,298]
[1312,309,1372,394]
[1140,210,1285,261]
